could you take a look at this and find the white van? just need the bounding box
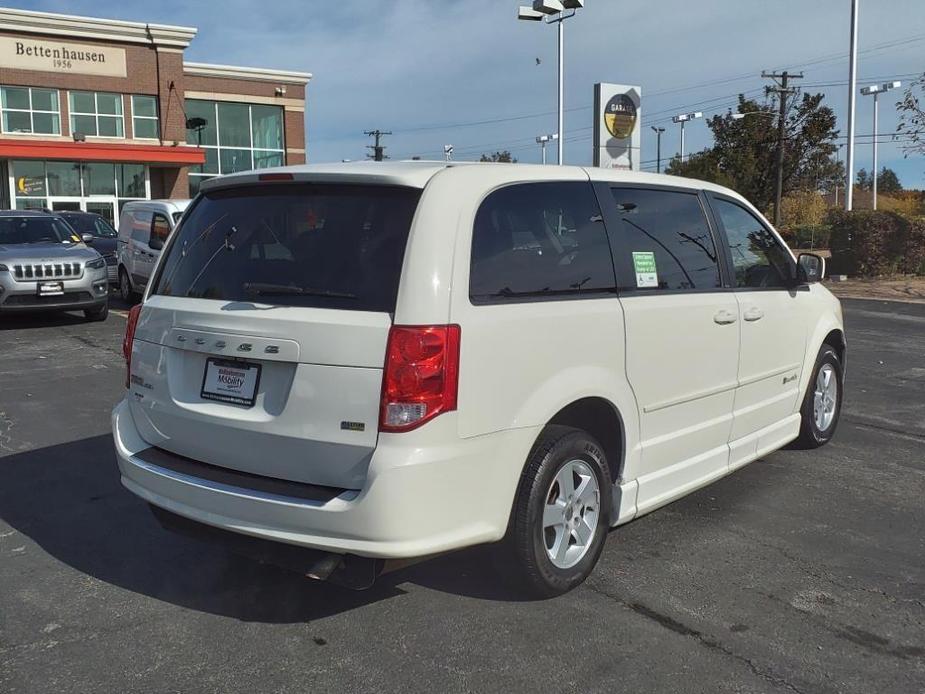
[116,199,190,302]
[112,162,844,596]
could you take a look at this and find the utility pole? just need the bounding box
[762,70,803,227]
[364,129,391,161]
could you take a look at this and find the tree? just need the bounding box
[856,166,903,193]
[665,94,840,211]
[480,150,517,163]
[896,72,925,160]
[877,167,903,194]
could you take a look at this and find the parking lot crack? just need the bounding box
[584,582,810,694]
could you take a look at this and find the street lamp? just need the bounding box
[536,132,559,165]
[671,111,702,162]
[730,111,775,121]
[650,126,665,173]
[517,0,585,165]
[860,80,901,210]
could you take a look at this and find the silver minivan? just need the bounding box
[117,199,189,302]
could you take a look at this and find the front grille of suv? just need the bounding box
[12,263,83,280]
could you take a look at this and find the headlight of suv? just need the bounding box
[0,264,8,271]
[86,257,106,270]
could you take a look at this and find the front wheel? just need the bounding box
[84,302,109,322]
[118,268,135,304]
[502,425,612,598]
[794,344,843,448]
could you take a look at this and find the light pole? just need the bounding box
[518,0,585,166]
[671,111,702,162]
[860,80,901,210]
[845,0,859,211]
[650,126,665,173]
[536,133,559,164]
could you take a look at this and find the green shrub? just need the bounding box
[827,210,925,276]
[788,224,831,249]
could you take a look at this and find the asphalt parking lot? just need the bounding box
[0,297,923,694]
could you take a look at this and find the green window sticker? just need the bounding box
[632,251,658,288]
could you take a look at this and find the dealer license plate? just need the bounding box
[37,281,64,296]
[200,358,261,407]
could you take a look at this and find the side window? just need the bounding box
[469,182,615,302]
[609,188,721,291]
[713,199,793,288]
[130,210,153,243]
[151,213,171,248]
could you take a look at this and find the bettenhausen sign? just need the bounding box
[0,36,127,78]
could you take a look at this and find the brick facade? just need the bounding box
[0,8,310,202]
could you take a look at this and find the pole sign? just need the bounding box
[593,83,641,170]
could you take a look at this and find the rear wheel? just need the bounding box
[118,268,135,303]
[84,302,109,322]
[794,344,843,448]
[502,425,612,598]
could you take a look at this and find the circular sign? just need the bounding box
[604,94,637,140]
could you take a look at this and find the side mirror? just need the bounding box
[81,233,94,243]
[797,253,825,284]
[148,236,164,251]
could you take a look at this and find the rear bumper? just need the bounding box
[112,399,538,559]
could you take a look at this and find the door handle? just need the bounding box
[713,309,737,325]
[743,307,764,322]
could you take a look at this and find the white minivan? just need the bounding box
[116,199,190,302]
[112,162,845,596]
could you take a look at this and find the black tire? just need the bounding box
[794,344,843,449]
[118,267,135,303]
[84,302,109,322]
[501,425,612,598]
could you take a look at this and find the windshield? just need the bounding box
[0,217,74,245]
[60,214,117,238]
[151,183,421,312]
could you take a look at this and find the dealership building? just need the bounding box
[0,6,310,225]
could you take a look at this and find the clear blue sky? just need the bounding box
[11,0,925,188]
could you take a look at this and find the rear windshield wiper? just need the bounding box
[243,282,357,299]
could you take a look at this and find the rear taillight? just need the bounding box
[122,305,142,388]
[380,325,461,432]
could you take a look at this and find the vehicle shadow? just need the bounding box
[0,311,91,331]
[0,435,526,624]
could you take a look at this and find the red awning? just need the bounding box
[0,139,206,165]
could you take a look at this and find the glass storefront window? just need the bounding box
[17,198,48,211]
[11,160,148,213]
[254,151,284,169]
[2,86,29,110]
[185,100,217,146]
[69,91,124,138]
[46,161,82,196]
[11,160,46,197]
[186,99,285,194]
[251,105,283,150]
[219,148,253,174]
[82,163,116,195]
[131,95,159,139]
[217,102,251,148]
[1,86,61,135]
[117,164,146,198]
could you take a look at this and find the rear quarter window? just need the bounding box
[469,181,615,303]
[151,183,421,312]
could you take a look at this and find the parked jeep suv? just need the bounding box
[0,210,109,320]
[113,162,844,596]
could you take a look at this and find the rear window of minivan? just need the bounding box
[150,183,421,312]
